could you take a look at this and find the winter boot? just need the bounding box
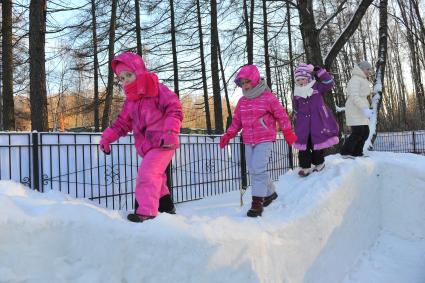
[263,192,278,207]
[158,194,176,214]
[247,196,264,217]
[298,168,312,177]
[313,163,325,172]
[127,214,155,223]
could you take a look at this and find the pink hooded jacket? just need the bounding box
[226,65,293,145]
[102,52,183,157]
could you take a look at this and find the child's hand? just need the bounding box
[283,130,297,146]
[99,138,111,155]
[160,131,178,148]
[219,134,231,148]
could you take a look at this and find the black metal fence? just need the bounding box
[0,132,296,211]
[372,131,425,154]
[2,130,423,211]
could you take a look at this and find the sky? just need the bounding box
[1,151,425,283]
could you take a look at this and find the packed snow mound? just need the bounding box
[0,152,424,283]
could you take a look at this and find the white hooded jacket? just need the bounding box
[345,65,371,126]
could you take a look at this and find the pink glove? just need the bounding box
[219,134,231,149]
[99,128,119,155]
[160,131,179,148]
[99,138,111,155]
[283,130,297,146]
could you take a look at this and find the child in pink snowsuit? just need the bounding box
[219,65,297,217]
[99,52,183,222]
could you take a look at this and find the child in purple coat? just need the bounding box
[293,63,339,177]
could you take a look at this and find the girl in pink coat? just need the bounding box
[99,52,183,223]
[220,65,297,217]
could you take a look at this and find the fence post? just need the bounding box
[240,137,248,190]
[412,131,416,153]
[32,132,40,191]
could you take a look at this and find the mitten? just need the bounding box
[283,130,297,146]
[219,133,232,149]
[160,131,179,148]
[362,108,374,118]
[99,128,119,155]
[99,138,111,155]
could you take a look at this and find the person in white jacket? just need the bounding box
[341,61,374,157]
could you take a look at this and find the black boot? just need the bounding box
[127,213,155,223]
[247,196,264,217]
[158,194,176,214]
[263,192,278,207]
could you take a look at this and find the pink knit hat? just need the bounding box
[234,65,261,87]
[294,63,314,81]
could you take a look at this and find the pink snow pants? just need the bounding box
[135,148,175,216]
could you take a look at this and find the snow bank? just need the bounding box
[0,152,424,283]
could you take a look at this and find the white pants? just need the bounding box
[245,142,275,197]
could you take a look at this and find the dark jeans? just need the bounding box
[298,135,324,169]
[341,125,370,156]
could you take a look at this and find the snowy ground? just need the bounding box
[0,152,424,283]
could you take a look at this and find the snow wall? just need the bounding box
[0,152,424,283]
[289,154,425,283]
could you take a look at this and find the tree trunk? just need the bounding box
[2,0,15,130]
[409,0,425,70]
[210,0,223,133]
[91,0,100,132]
[248,0,255,64]
[297,0,323,66]
[243,0,254,64]
[366,0,388,149]
[397,0,425,119]
[262,0,272,88]
[29,0,49,131]
[169,0,179,97]
[394,32,408,127]
[195,0,212,134]
[101,0,117,130]
[286,1,295,96]
[135,0,143,56]
[218,39,232,129]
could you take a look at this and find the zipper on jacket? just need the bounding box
[259,117,268,129]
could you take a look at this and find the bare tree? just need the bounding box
[2,0,15,130]
[169,0,180,96]
[211,0,223,133]
[91,0,100,131]
[195,0,212,133]
[262,0,272,88]
[366,0,388,149]
[397,0,425,119]
[286,1,295,95]
[101,0,117,130]
[243,0,255,64]
[135,0,143,56]
[29,0,49,131]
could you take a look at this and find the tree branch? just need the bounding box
[318,0,348,33]
[324,0,374,69]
